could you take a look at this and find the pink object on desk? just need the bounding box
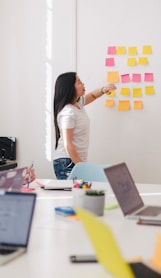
[22,187,35,192]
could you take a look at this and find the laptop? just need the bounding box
[77,208,161,278]
[0,190,36,265]
[0,167,26,191]
[104,162,161,220]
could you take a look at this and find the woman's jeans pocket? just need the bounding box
[53,158,75,180]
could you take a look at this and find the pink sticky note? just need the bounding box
[107,46,116,55]
[121,74,130,83]
[132,73,141,82]
[144,73,154,82]
[105,58,115,66]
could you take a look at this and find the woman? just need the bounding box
[53,72,116,179]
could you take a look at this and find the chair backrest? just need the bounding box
[67,162,111,182]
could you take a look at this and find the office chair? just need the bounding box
[67,162,111,182]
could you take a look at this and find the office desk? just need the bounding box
[1,180,161,278]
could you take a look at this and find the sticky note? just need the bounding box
[138,57,148,65]
[107,71,119,83]
[142,45,152,54]
[120,88,130,96]
[127,58,137,66]
[150,234,161,270]
[128,46,137,55]
[144,73,154,82]
[145,86,155,95]
[132,88,142,97]
[105,58,115,66]
[76,208,135,278]
[132,74,141,82]
[107,46,116,55]
[106,90,115,97]
[105,100,115,107]
[118,100,130,111]
[121,74,130,83]
[134,101,143,110]
[117,46,126,54]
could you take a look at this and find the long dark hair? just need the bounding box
[54,72,77,149]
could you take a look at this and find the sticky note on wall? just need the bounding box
[138,57,148,65]
[142,45,152,54]
[145,86,155,95]
[128,46,137,55]
[107,71,119,82]
[134,101,143,110]
[132,88,142,97]
[127,58,137,66]
[116,46,126,54]
[105,100,115,107]
[120,88,130,96]
[118,100,130,111]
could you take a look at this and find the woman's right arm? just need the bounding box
[62,128,82,164]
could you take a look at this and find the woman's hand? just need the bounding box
[23,167,36,185]
[102,84,117,95]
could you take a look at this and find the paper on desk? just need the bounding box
[150,233,161,270]
[77,208,135,278]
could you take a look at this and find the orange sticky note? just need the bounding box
[138,57,148,65]
[145,86,155,95]
[150,234,161,270]
[107,71,119,83]
[120,88,130,96]
[105,99,115,107]
[118,100,130,111]
[134,101,143,110]
[127,58,137,66]
[132,88,142,97]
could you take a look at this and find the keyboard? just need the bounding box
[135,206,161,217]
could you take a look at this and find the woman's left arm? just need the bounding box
[84,84,116,105]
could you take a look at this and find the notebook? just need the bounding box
[76,208,161,278]
[0,167,26,191]
[104,162,161,220]
[0,191,36,265]
[42,179,72,190]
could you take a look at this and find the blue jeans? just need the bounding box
[53,158,75,180]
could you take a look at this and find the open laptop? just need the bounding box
[0,190,36,265]
[104,162,161,220]
[0,167,26,191]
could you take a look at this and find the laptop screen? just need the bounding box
[104,163,144,215]
[0,191,36,247]
[0,167,26,191]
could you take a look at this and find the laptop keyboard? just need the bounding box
[130,262,161,278]
[135,206,161,216]
[0,247,16,255]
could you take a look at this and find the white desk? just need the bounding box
[1,180,161,278]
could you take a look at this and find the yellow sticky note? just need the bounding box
[138,57,148,65]
[142,45,152,54]
[134,101,143,110]
[105,99,115,107]
[107,71,119,83]
[106,90,115,97]
[117,46,126,54]
[127,58,137,66]
[145,86,155,95]
[118,100,130,111]
[132,88,142,97]
[120,88,130,96]
[150,234,161,270]
[128,46,137,55]
[76,208,135,278]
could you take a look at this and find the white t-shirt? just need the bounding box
[54,96,90,161]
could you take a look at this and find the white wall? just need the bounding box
[0,0,76,178]
[76,0,161,183]
[0,0,161,183]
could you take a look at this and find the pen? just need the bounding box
[137,219,161,226]
[27,162,34,188]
